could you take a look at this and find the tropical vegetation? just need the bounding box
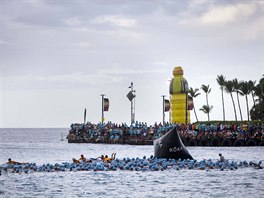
[200,84,212,121]
[188,87,201,122]
[195,75,263,122]
[216,75,226,121]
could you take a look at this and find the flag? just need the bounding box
[188,97,194,110]
[128,82,133,88]
[164,99,170,112]
[127,91,136,101]
[103,98,109,111]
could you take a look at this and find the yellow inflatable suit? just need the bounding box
[169,66,190,124]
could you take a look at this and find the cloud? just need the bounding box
[241,17,262,40]
[200,3,257,24]
[63,17,82,26]
[3,67,166,89]
[76,42,92,48]
[91,15,137,28]
[71,26,145,41]
[107,29,145,40]
[175,1,262,41]
[0,40,7,45]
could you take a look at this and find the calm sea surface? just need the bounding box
[0,128,263,198]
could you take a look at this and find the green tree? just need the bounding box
[254,76,264,102]
[248,80,256,107]
[201,84,211,121]
[224,80,237,121]
[239,81,250,121]
[188,87,201,122]
[250,76,264,120]
[250,103,263,120]
[216,74,226,122]
[233,78,243,121]
[199,105,213,122]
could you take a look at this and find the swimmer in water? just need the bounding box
[219,153,225,162]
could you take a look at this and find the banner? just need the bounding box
[188,97,194,110]
[103,98,109,111]
[164,99,170,112]
[127,91,136,101]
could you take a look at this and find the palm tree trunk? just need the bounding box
[251,93,256,107]
[246,95,249,121]
[230,93,237,121]
[206,93,210,121]
[236,91,243,121]
[193,106,198,122]
[221,88,225,122]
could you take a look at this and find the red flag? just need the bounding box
[164,99,170,112]
[103,98,109,111]
[188,97,194,110]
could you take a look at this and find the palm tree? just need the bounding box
[201,84,211,121]
[248,80,256,107]
[224,80,237,121]
[216,74,226,122]
[188,87,201,122]
[254,76,264,103]
[239,81,250,121]
[233,78,243,121]
[199,105,213,122]
[250,76,264,120]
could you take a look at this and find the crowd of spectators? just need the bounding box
[67,121,264,146]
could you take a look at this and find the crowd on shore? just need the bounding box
[67,121,264,146]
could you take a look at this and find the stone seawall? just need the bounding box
[68,137,264,146]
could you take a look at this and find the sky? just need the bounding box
[0,0,263,128]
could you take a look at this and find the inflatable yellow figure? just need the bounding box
[169,66,190,123]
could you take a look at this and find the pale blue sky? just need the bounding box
[1,0,263,127]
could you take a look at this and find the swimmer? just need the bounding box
[103,155,111,163]
[79,154,87,162]
[252,161,263,169]
[6,158,25,165]
[103,153,117,163]
[219,153,225,162]
[72,158,80,164]
[99,155,105,161]
[111,152,116,160]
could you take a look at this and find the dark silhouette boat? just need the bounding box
[154,127,193,160]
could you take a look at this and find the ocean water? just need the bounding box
[0,128,263,198]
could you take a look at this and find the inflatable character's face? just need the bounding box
[173,66,183,76]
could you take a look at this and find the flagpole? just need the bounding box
[130,82,135,124]
[101,94,105,123]
[161,95,165,125]
[84,108,86,124]
[127,82,136,125]
[131,83,133,124]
